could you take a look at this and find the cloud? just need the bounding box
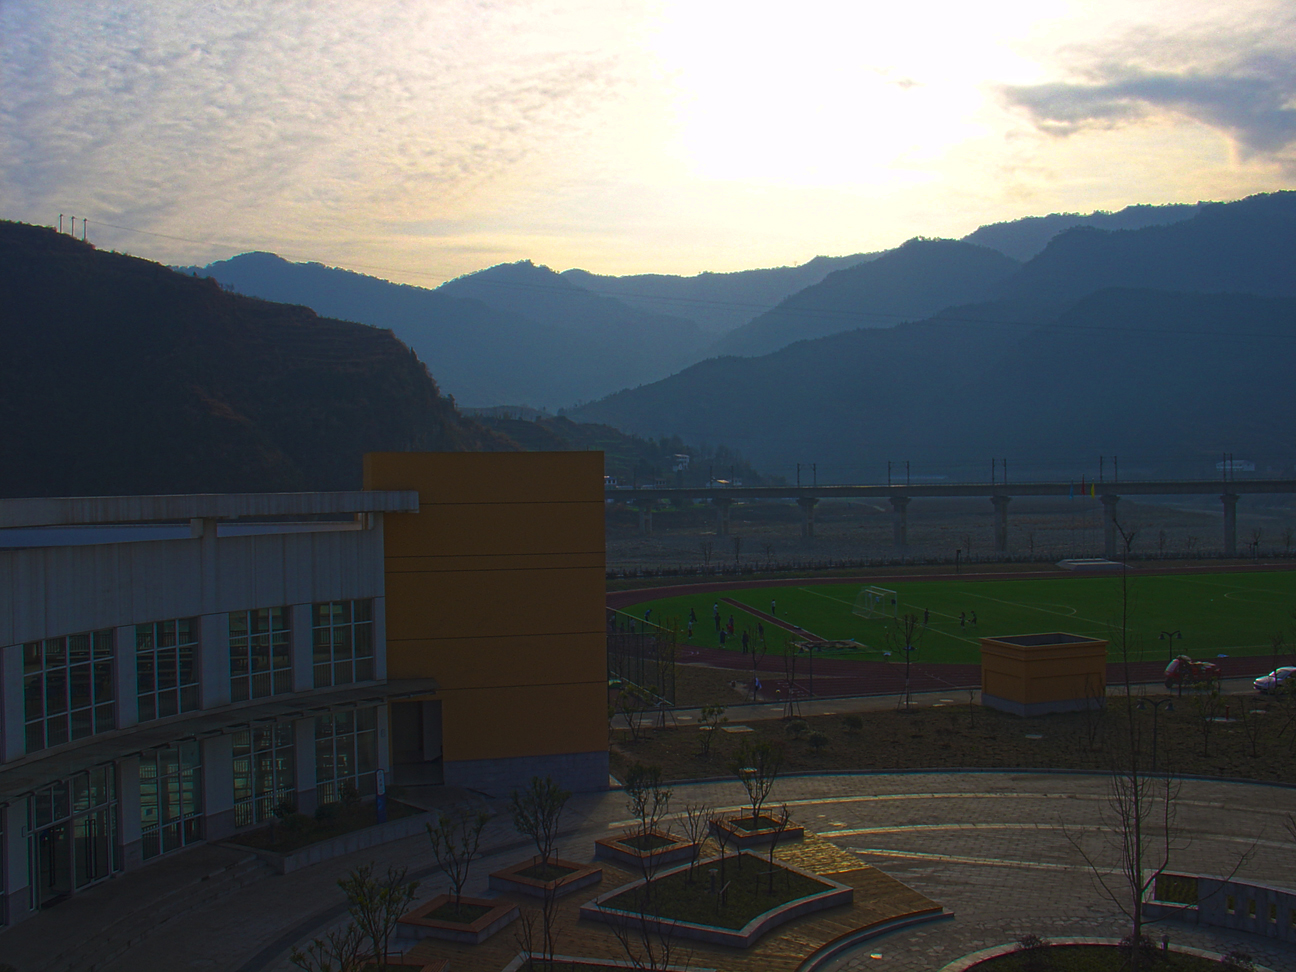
[1002,19,1296,161]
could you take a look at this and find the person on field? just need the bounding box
[727,615,735,635]
[714,612,721,632]
[689,607,697,624]
[770,599,777,616]
[757,621,764,641]
[687,620,694,640]
[970,611,977,626]
[960,612,966,627]
[719,629,727,646]
[742,630,750,653]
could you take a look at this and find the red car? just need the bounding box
[1164,654,1221,690]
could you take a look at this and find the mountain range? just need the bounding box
[571,192,1296,480]
[186,200,1203,411]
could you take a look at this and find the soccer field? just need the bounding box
[627,570,1296,665]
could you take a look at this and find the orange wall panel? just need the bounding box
[438,682,608,761]
[386,632,606,690]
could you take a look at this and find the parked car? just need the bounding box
[1164,654,1221,690]
[1253,667,1296,694]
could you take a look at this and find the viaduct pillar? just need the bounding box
[797,497,818,539]
[890,495,910,549]
[714,498,731,537]
[637,506,653,535]
[1101,494,1121,560]
[1222,493,1238,557]
[991,495,1011,554]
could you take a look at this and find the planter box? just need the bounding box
[489,857,603,898]
[580,851,852,948]
[223,810,434,875]
[594,830,699,869]
[709,815,804,850]
[399,894,519,945]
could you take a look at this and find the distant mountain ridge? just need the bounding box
[571,191,1296,477]
[709,238,1021,358]
[961,202,1201,261]
[561,252,880,336]
[3,222,507,497]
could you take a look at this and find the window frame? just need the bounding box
[22,630,115,753]
[228,608,292,702]
[136,619,200,722]
[311,600,375,688]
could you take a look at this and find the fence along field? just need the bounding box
[637,570,1296,665]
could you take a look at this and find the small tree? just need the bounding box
[842,713,863,733]
[337,863,419,970]
[677,802,712,883]
[1191,687,1224,757]
[698,703,727,757]
[426,808,490,915]
[510,775,571,871]
[807,730,829,754]
[784,717,808,740]
[729,739,783,825]
[617,688,649,743]
[765,804,792,894]
[623,762,672,841]
[290,921,366,972]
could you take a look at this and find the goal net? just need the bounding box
[852,586,898,620]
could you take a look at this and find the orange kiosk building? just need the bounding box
[979,632,1108,717]
[365,451,608,794]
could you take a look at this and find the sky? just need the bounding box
[3,0,1295,286]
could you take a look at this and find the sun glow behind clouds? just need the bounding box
[1,0,1293,280]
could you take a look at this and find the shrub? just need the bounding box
[784,718,809,740]
[842,714,863,733]
[807,731,829,753]
[1222,951,1256,971]
[340,781,361,808]
[281,812,312,833]
[315,801,341,823]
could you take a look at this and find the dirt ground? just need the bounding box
[606,495,1296,571]
[609,693,1296,786]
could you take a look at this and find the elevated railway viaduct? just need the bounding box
[608,480,1296,559]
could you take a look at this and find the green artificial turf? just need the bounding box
[629,570,1296,664]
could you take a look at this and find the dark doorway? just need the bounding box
[390,699,443,785]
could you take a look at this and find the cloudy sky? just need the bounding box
[3,0,1294,284]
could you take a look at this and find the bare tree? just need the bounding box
[1191,687,1225,757]
[426,808,490,916]
[677,802,712,884]
[765,804,793,894]
[337,863,420,970]
[291,921,366,972]
[886,613,924,712]
[697,704,727,757]
[510,776,571,968]
[729,739,783,825]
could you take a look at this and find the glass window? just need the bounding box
[229,609,291,702]
[232,723,295,828]
[311,600,374,688]
[315,706,379,806]
[28,767,118,908]
[140,742,203,859]
[136,619,200,722]
[23,630,115,753]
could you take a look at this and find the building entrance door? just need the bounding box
[390,699,443,785]
[29,765,119,910]
[36,823,72,907]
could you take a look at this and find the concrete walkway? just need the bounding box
[6,772,1294,972]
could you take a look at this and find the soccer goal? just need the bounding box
[852,586,898,620]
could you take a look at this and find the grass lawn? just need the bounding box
[630,570,1296,664]
[967,944,1230,970]
[601,856,829,929]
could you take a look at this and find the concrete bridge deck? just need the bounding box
[610,480,1296,558]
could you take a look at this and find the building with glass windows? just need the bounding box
[0,451,607,927]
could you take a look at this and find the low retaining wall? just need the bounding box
[1144,872,1296,944]
[224,810,434,874]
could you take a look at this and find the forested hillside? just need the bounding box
[0,222,509,497]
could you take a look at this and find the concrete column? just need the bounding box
[114,624,138,729]
[376,703,391,774]
[1222,493,1239,557]
[293,717,318,816]
[714,498,732,536]
[117,756,143,871]
[199,613,230,709]
[1101,494,1121,559]
[2,643,23,762]
[195,517,219,615]
[797,497,818,539]
[2,803,33,924]
[890,495,910,549]
[637,507,653,535]
[991,495,1011,554]
[371,596,387,682]
[201,733,236,841]
[290,603,314,692]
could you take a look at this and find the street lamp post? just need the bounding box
[1137,697,1175,773]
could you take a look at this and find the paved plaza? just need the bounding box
[6,772,1295,972]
